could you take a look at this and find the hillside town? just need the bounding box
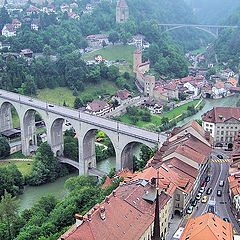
[0,0,240,240]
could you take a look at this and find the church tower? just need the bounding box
[116,0,129,23]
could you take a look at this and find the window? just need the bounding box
[236,127,238,129]
[221,137,224,141]
[226,126,229,129]
[225,137,228,142]
[226,131,228,135]
[210,129,212,133]
[176,203,180,208]
[176,194,180,201]
[222,126,224,129]
[221,131,224,135]
[206,124,209,127]
[217,131,220,135]
[231,126,233,129]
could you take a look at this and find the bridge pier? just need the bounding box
[0,102,13,132]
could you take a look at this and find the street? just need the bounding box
[184,149,240,234]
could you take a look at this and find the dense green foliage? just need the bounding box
[0,137,10,158]
[0,163,24,198]
[0,175,122,240]
[125,106,151,124]
[213,8,240,71]
[27,143,68,185]
[133,145,154,171]
[0,190,20,240]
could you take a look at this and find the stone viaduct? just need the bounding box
[0,89,167,175]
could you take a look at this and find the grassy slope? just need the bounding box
[0,161,33,176]
[36,80,119,108]
[83,45,136,64]
[120,100,202,128]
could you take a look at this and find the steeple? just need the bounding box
[152,188,161,240]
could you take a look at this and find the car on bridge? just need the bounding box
[202,196,208,203]
[186,206,193,214]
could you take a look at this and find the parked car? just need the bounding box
[191,199,198,207]
[208,205,215,214]
[223,218,230,222]
[201,182,207,187]
[196,193,202,200]
[206,188,212,195]
[217,190,222,197]
[217,154,223,159]
[186,206,193,214]
[199,187,205,193]
[205,176,210,182]
[219,180,224,187]
[202,196,208,203]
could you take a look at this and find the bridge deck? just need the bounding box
[0,89,166,144]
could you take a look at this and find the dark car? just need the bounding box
[206,188,212,195]
[217,154,223,159]
[217,190,222,197]
[201,182,207,187]
[205,176,210,182]
[223,218,230,222]
[191,199,198,207]
[208,206,215,214]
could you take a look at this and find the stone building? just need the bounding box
[202,107,240,149]
[116,0,129,23]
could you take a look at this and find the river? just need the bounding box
[19,95,239,211]
[19,144,142,211]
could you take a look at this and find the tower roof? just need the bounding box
[117,0,128,8]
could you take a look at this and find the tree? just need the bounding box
[108,31,119,45]
[161,117,169,125]
[102,40,107,48]
[72,88,78,96]
[0,190,20,240]
[0,137,10,158]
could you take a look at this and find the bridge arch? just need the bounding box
[163,25,218,38]
[120,140,155,171]
[21,108,48,155]
[49,117,79,157]
[81,127,118,175]
[0,101,21,132]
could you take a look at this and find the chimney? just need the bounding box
[75,214,84,228]
[105,196,110,203]
[113,190,116,197]
[100,206,106,220]
[87,213,91,221]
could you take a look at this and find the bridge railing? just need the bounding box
[0,89,167,143]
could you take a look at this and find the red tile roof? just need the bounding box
[202,107,240,123]
[117,0,128,8]
[87,100,110,112]
[101,176,113,189]
[180,213,233,240]
[113,89,131,100]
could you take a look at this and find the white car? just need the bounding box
[196,193,202,200]
[186,206,193,214]
[199,187,205,193]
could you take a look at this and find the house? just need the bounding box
[70,2,78,8]
[12,18,21,29]
[94,54,103,62]
[2,24,16,37]
[180,213,233,240]
[212,81,228,99]
[20,49,33,58]
[60,3,72,13]
[225,77,238,88]
[112,89,131,105]
[153,86,168,101]
[31,19,40,31]
[131,34,144,49]
[42,5,56,14]
[183,81,199,97]
[68,12,80,19]
[220,68,235,79]
[141,100,163,114]
[86,34,109,47]
[26,5,40,15]
[85,99,113,116]
[60,179,172,240]
[202,107,240,149]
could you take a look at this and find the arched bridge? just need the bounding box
[158,23,238,38]
[0,89,167,175]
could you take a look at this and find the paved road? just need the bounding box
[105,96,147,117]
[185,149,240,234]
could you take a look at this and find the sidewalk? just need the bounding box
[165,215,182,240]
